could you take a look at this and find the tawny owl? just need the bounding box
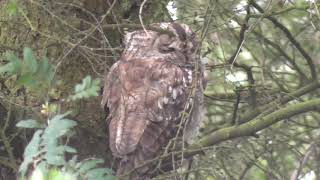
[101,22,206,179]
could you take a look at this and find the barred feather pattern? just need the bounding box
[101,22,206,179]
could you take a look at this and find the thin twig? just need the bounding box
[139,0,150,37]
[290,143,315,180]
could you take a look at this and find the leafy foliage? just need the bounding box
[0,48,54,93]
[16,119,45,129]
[69,76,100,101]
[17,112,116,180]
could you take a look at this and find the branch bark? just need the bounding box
[190,98,320,152]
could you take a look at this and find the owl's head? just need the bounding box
[122,23,198,62]
[152,22,198,57]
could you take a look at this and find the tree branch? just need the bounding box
[190,98,320,152]
[251,1,318,80]
[152,98,320,177]
[238,80,320,124]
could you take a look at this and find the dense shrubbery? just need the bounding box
[1,48,115,180]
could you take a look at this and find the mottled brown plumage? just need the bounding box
[101,23,205,179]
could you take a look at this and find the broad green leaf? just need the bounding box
[23,47,38,74]
[16,119,45,129]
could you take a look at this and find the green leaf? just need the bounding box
[78,159,104,173]
[42,113,77,139]
[0,63,16,74]
[16,119,45,129]
[70,76,101,101]
[45,154,65,166]
[37,56,54,83]
[23,47,38,74]
[0,52,21,74]
[64,146,77,154]
[16,73,36,88]
[24,130,43,158]
[19,130,43,175]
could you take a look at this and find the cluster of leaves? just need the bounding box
[0,48,54,93]
[0,48,113,180]
[16,113,115,180]
[0,47,101,102]
[69,76,101,101]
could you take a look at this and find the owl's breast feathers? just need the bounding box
[102,57,194,157]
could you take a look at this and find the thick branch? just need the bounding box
[238,80,320,124]
[191,98,320,151]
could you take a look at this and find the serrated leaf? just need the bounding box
[37,56,54,83]
[19,130,43,175]
[70,76,101,101]
[42,113,76,140]
[41,121,77,153]
[23,47,38,74]
[78,159,104,173]
[16,119,45,129]
[24,130,43,158]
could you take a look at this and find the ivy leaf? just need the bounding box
[16,119,45,129]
